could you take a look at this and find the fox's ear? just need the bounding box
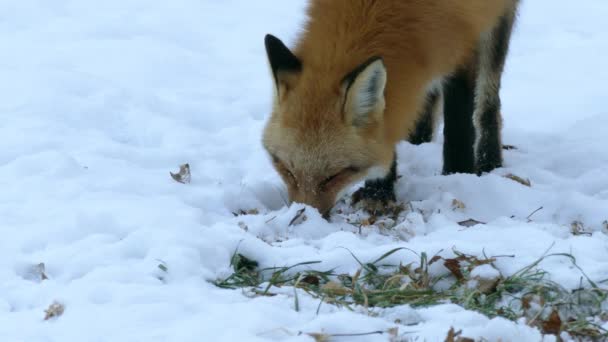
[265,34,302,96]
[342,57,387,127]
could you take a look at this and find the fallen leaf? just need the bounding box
[458,219,485,227]
[540,309,562,335]
[36,263,48,281]
[238,221,248,232]
[504,173,531,187]
[451,199,466,211]
[170,163,191,184]
[387,327,399,342]
[570,221,591,236]
[44,301,65,320]
[232,208,260,216]
[444,259,464,281]
[321,281,351,296]
[429,255,443,265]
[444,327,473,342]
[306,333,331,342]
[472,275,501,294]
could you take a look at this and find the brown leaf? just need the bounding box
[44,301,65,320]
[170,163,191,184]
[458,219,485,227]
[429,255,443,265]
[570,220,591,236]
[451,199,466,211]
[321,281,351,296]
[540,309,562,335]
[387,327,399,342]
[306,333,331,342]
[473,275,501,294]
[444,327,473,342]
[445,327,459,342]
[504,173,531,187]
[522,295,532,311]
[233,208,260,216]
[444,259,464,281]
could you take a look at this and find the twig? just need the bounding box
[526,206,544,222]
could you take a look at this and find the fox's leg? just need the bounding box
[473,10,517,174]
[442,68,476,174]
[351,155,397,208]
[409,86,441,145]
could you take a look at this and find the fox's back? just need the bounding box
[296,0,512,82]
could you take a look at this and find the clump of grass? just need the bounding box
[214,246,608,340]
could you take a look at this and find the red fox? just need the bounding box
[263,0,520,217]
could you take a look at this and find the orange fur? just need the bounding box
[263,0,517,215]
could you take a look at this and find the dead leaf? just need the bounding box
[472,275,501,294]
[504,173,531,187]
[237,221,248,232]
[44,301,65,320]
[360,218,371,227]
[451,199,466,211]
[36,263,48,281]
[429,255,443,265]
[170,163,191,184]
[233,209,260,216]
[306,333,331,342]
[458,219,485,227]
[445,327,459,342]
[288,208,307,227]
[444,327,474,342]
[321,281,351,296]
[444,259,464,281]
[570,221,591,236]
[541,309,562,335]
[387,327,399,342]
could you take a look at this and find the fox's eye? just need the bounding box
[320,166,361,189]
[271,154,297,186]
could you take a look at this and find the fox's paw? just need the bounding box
[351,183,401,217]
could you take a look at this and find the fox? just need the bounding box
[262,0,520,217]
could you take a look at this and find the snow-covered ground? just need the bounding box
[1,1,607,341]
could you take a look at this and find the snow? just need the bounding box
[0,0,606,341]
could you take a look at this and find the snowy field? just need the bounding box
[1,0,607,341]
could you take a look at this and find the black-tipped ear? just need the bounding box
[265,34,302,87]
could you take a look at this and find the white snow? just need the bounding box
[0,0,607,341]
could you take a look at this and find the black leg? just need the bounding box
[409,87,440,145]
[352,156,397,204]
[442,69,476,174]
[473,13,516,174]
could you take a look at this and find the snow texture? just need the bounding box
[0,0,606,341]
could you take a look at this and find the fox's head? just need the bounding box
[262,35,394,217]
